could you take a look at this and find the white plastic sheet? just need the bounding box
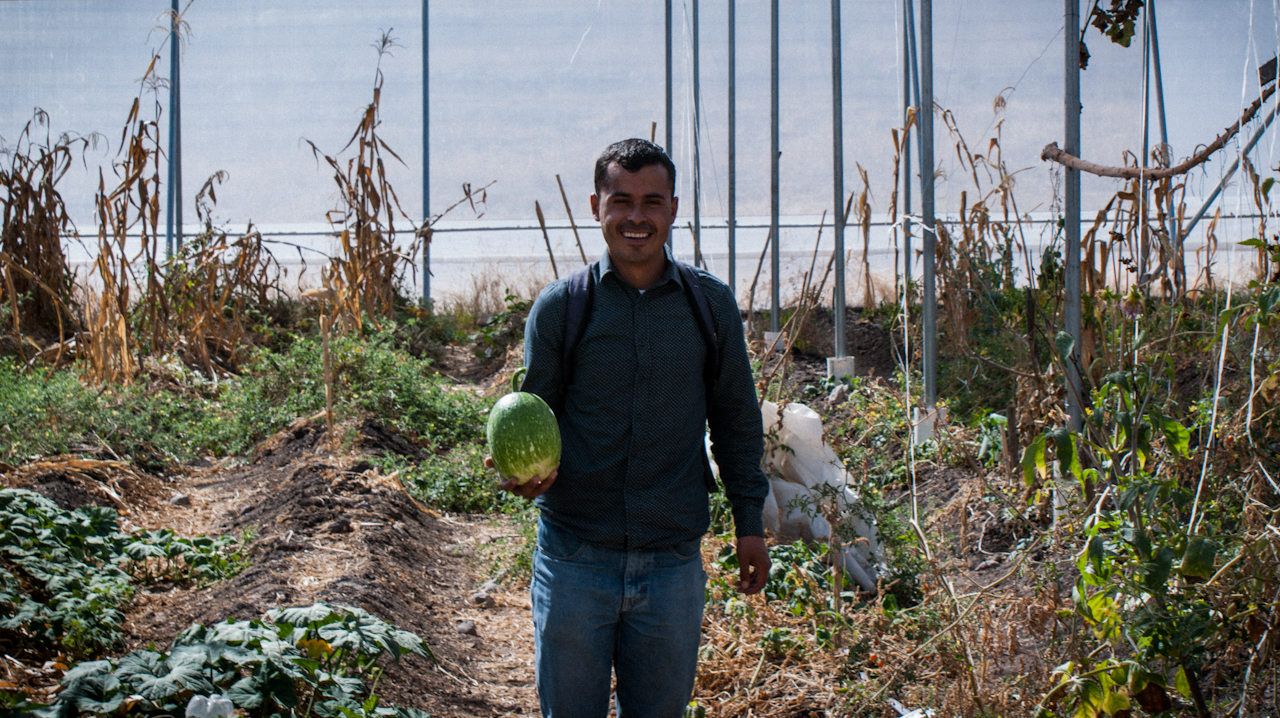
[759,401,882,591]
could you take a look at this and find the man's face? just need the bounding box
[590,162,678,277]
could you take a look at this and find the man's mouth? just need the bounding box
[620,226,654,240]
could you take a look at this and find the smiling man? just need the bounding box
[499,139,770,718]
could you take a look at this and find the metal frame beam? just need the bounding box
[832,0,845,357]
[422,0,431,306]
[1064,0,1082,431]
[921,0,936,406]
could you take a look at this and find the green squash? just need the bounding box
[486,367,561,485]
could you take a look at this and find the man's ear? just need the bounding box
[670,196,679,219]
[590,193,600,221]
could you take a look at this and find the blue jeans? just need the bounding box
[531,518,707,718]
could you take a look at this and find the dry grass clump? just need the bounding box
[436,262,554,327]
[692,462,1068,718]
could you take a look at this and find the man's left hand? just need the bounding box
[735,535,770,594]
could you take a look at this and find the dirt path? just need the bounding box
[114,420,542,717]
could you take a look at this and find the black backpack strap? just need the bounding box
[561,265,595,393]
[675,261,721,387]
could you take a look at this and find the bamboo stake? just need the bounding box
[321,313,333,445]
[535,200,559,279]
[555,175,588,265]
[746,230,772,331]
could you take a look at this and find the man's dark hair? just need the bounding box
[593,139,676,196]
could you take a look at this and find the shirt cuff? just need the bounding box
[730,497,766,538]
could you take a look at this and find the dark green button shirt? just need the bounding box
[521,249,768,551]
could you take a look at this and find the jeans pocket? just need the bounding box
[537,522,587,562]
[666,538,703,561]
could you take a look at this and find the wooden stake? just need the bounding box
[746,229,772,331]
[555,175,588,265]
[535,200,559,279]
[321,313,333,445]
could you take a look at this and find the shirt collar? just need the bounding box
[598,245,683,289]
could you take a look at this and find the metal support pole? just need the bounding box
[693,0,701,267]
[728,0,737,293]
[665,0,673,154]
[1139,0,1151,284]
[832,0,846,357]
[422,0,431,306]
[666,0,673,250]
[1064,0,1083,431]
[1149,0,1178,292]
[901,0,921,286]
[902,0,913,284]
[167,0,182,255]
[770,0,781,333]
[165,3,175,259]
[920,0,936,406]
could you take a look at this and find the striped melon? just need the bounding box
[486,368,561,485]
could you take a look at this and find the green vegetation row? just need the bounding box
[0,325,490,468]
[0,489,251,658]
[11,602,431,718]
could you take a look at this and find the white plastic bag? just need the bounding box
[758,400,883,591]
[187,694,235,718]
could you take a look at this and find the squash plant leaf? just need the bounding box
[273,603,342,630]
[1179,536,1219,581]
[1023,433,1048,487]
[124,540,167,562]
[224,675,265,709]
[1085,535,1106,576]
[1048,427,1082,483]
[1143,546,1177,593]
[1158,416,1190,458]
[135,659,212,702]
[1174,665,1192,698]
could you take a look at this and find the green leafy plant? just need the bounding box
[379,445,515,515]
[0,357,214,468]
[1021,368,1242,718]
[200,328,488,455]
[45,602,433,717]
[0,489,251,657]
[467,293,530,362]
[123,528,253,587]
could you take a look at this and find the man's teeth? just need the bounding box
[622,231,648,238]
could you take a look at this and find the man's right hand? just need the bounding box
[484,457,558,500]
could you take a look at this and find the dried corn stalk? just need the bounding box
[82,55,166,385]
[307,33,413,335]
[0,110,91,358]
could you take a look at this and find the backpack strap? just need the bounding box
[561,265,595,391]
[675,262,721,388]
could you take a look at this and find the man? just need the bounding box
[492,138,770,718]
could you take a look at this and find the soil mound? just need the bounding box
[111,420,538,716]
[4,458,170,515]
